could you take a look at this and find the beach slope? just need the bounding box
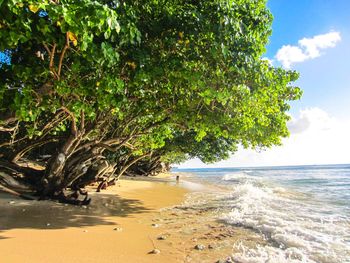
[0,178,186,263]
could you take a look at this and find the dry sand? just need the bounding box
[0,175,187,263]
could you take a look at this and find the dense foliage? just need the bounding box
[0,0,301,204]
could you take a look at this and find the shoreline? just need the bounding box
[0,173,263,263]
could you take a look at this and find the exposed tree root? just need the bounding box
[0,184,36,200]
[56,191,91,206]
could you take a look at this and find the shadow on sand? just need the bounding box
[0,191,151,238]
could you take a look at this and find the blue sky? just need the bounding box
[266,0,350,120]
[180,0,350,168]
[266,0,350,58]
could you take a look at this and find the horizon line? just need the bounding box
[174,163,350,170]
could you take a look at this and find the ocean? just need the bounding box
[173,164,350,263]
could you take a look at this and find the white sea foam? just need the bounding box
[232,242,315,263]
[222,182,350,263]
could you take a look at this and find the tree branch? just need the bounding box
[80,110,85,131]
[57,33,70,78]
[115,153,150,180]
[49,43,56,69]
[43,43,59,79]
[60,106,77,136]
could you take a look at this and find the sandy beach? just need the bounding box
[0,175,188,263]
[0,174,264,263]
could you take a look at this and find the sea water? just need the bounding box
[173,164,350,263]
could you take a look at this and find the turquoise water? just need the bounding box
[173,164,350,263]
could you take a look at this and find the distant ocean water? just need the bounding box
[173,164,350,263]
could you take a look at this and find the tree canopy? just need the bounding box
[0,0,301,204]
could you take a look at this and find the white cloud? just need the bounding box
[179,108,350,168]
[275,45,308,68]
[275,31,341,68]
[288,108,334,133]
[299,32,341,58]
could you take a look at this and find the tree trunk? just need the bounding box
[41,134,81,197]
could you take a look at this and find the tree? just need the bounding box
[0,0,301,204]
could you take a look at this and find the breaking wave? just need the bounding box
[222,181,350,263]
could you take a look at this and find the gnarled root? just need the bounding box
[96,177,116,192]
[96,180,108,192]
[56,189,91,206]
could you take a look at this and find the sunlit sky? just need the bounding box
[180,0,350,168]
